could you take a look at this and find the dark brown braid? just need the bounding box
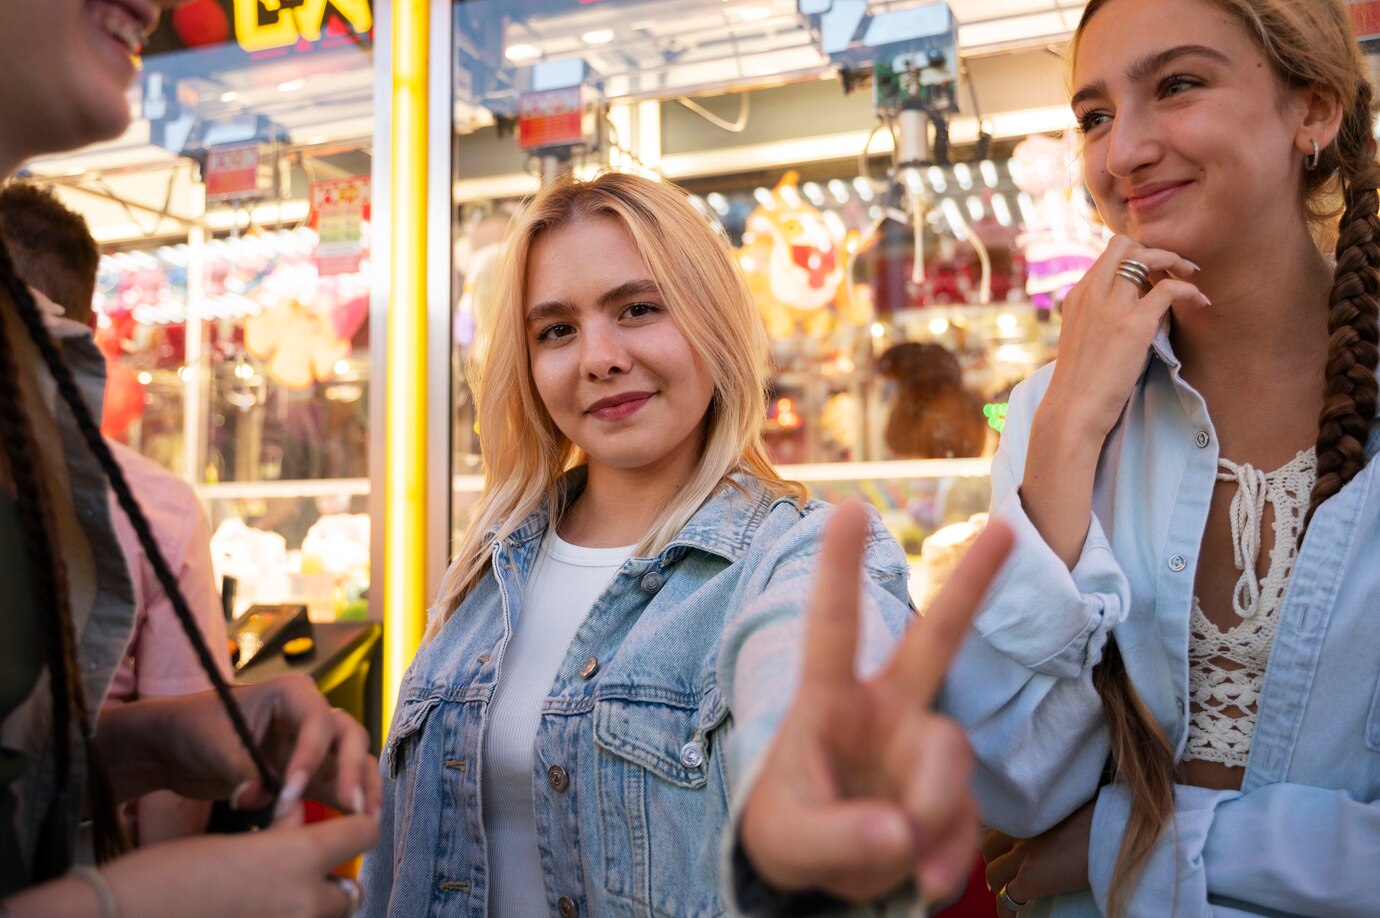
[0,238,282,859]
[0,252,101,872]
[1307,82,1380,525]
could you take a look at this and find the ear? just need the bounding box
[1292,84,1344,160]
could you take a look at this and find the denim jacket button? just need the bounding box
[579,657,600,680]
[640,570,666,593]
[679,741,704,769]
[547,764,570,793]
[1168,555,1187,572]
[557,896,578,918]
[1196,430,1210,448]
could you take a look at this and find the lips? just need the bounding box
[586,391,655,421]
[89,0,158,55]
[1126,180,1192,213]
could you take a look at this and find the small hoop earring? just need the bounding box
[1306,138,1321,171]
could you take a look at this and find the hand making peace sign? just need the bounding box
[740,502,1013,905]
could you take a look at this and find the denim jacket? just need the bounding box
[939,323,1380,916]
[360,474,914,917]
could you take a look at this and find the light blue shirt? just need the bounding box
[359,473,915,917]
[940,324,1380,916]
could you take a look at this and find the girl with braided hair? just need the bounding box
[0,2,379,916]
[932,0,1380,914]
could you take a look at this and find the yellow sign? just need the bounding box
[234,0,373,53]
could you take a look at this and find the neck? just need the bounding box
[557,449,701,548]
[1170,221,1332,386]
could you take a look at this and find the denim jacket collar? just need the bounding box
[487,467,782,566]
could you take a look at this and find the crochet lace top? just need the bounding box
[1183,447,1316,769]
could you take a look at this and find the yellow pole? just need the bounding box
[383,0,428,730]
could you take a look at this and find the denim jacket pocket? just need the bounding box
[593,689,731,917]
[386,694,441,779]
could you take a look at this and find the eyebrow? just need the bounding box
[1070,44,1232,110]
[525,278,662,328]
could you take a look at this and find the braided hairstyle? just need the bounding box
[0,237,281,875]
[1071,1,1380,914]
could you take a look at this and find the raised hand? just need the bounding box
[740,502,1013,904]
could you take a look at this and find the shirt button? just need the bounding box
[1169,555,1187,572]
[1195,430,1210,448]
[579,657,599,680]
[679,741,704,769]
[640,570,665,593]
[557,896,578,918]
[547,764,570,793]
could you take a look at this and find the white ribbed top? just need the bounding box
[481,530,632,916]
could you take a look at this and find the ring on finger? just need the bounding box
[998,884,1026,912]
[1115,258,1152,294]
[330,875,361,918]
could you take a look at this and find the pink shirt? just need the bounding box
[103,440,230,704]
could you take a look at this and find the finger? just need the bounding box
[316,875,361,918]
[980,828,1018,863]
[303,812,382,869]
[985,847,1025,901]
[328,708,370,814]
[1135,278,1210,316]
[1101,241,1199,281]
[743,793,914,900]
[883,520,1013,701]
[801,502,870,684]
[277,703,340,815]
[892,716,977,899]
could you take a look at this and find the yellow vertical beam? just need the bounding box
[383,0,428,729]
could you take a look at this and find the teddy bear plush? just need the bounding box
[878,341,988,459]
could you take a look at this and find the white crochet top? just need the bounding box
[1183,447,1316,769]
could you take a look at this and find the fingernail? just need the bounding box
[229,780,253,811]
[273,770,309,820]
[353,787,366,815]
[1184,260,1201,272]
[1201,294,1212,307]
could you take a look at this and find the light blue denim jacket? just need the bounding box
[939,324,1380,916]
[359,473,914,917]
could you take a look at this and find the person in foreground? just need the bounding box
[939,0,1380,915]
[0,2,378,916]
[359,170,1013,916]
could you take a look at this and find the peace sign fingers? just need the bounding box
[801,501,871,685]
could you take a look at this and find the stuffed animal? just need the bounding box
[878,342,988,459]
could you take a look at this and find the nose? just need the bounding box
[579,320,632,380]
[1104,107,1161,179]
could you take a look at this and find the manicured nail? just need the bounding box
[229,780,253,811]
[1184,260,1201,272]
[353,787,366,815]
[273,770,309,820]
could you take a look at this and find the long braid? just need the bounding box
[0,238,283,844]
[1307,83,1380,524]
[0,255,92,874]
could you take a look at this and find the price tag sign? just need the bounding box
[205,142,260,202]
[518,87,584,151]
[311,177,371,276]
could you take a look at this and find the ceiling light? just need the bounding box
[277,78,306,93]
[581,29,614,44]
[220,91,239,102]
[738,6,771,20]
[505,43,540,62]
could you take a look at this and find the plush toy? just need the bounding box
[738,171,864,340]
[878,342,988,459]
[1009,134,1104,313]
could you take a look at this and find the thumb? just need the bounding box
[743,789,915,897]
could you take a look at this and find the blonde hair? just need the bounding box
[428,172,804,637]
[1072,2,1380,914]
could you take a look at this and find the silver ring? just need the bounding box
[1115,258,1151,293]
[331,875,361,918]
[998,884,1026,912]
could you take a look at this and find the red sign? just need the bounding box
[518,87,584,151]
[205,142,260,202]
[1353,0,1380,41]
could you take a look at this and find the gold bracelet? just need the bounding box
[70,866,119,918]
